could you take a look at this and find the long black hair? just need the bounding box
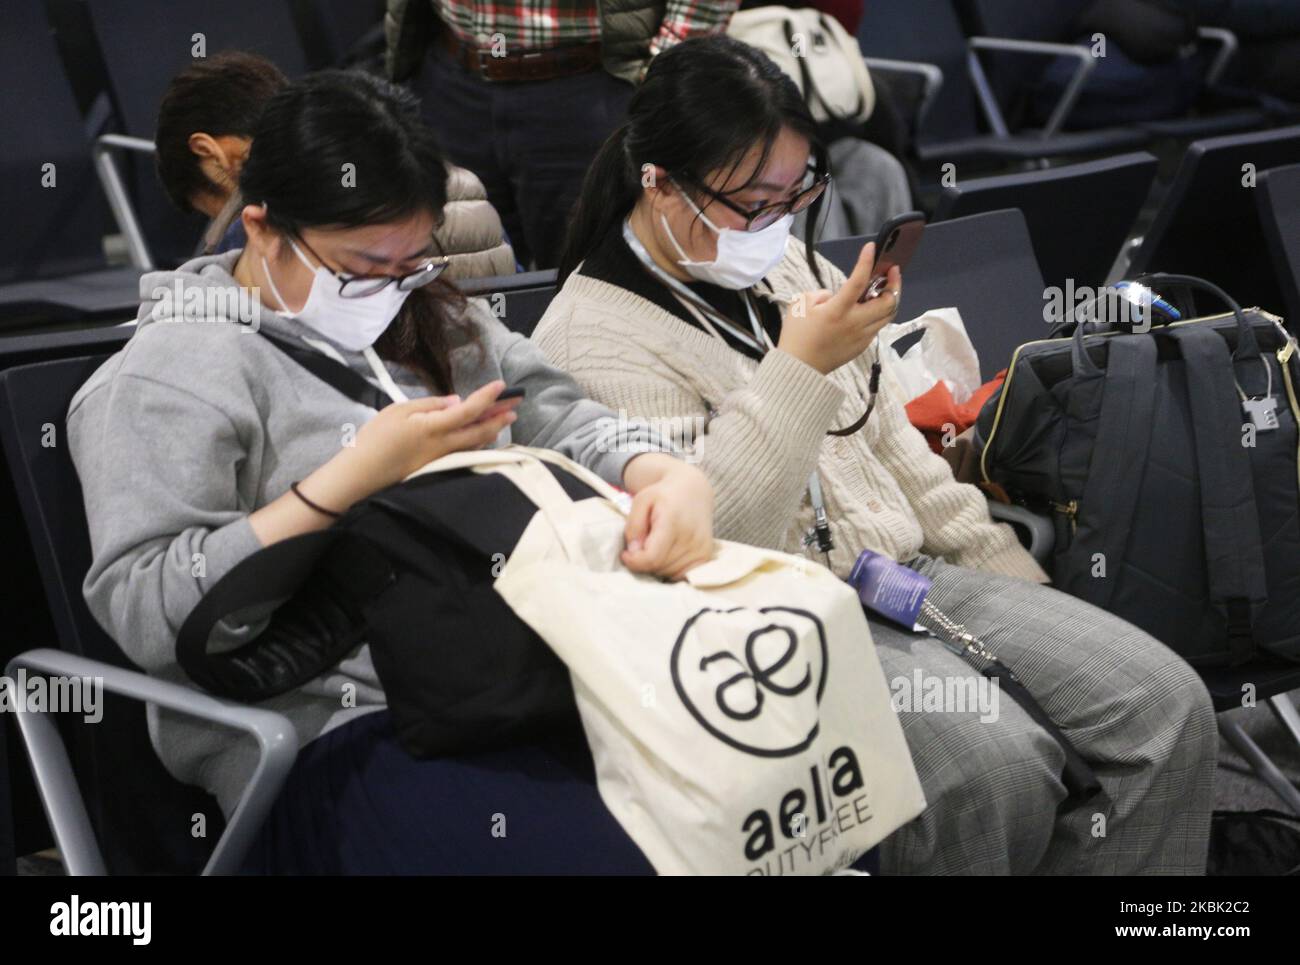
[239,69,475,394]
[558,35,828,286]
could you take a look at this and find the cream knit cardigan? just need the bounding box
[532,240,1049,583]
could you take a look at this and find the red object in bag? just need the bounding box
[905,369,1007,454]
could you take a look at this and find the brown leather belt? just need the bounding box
[439,31,602,83]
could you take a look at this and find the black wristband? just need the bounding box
[290,481,342,519]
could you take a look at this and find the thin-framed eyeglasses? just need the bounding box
[676,167,832,232]
[295,234,450,297]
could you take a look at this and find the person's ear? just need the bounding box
[645,165,682,215]
[240,203,282,260]
[189,132,236,190]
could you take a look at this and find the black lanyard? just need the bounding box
[622,218,842,556]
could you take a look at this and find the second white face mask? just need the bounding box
[262,237,410,352]
[661,182,793,290]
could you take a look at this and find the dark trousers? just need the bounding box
[241,710,656,874]
[415,46,634,270]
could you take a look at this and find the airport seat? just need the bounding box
[0,329,140,868]
[1257,163,1300,328]
[959,0,1277,142]
[84,0,310,268]
[0,0,106,286]
[0,0,143,329]
[856,0,1147,175]
[816,209,1055,563]
[818,208,1051,379]
[933,152,1159,292]
[0,268,143,335]
[1129,125,1300,321]
[461,271,559,337]
[0,355,269,874]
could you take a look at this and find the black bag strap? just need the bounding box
[260,332,394,411]
[1169,324,1269,664]
[175,529,391,700]
[1069,336,1159,607]
[980,661,1102,812]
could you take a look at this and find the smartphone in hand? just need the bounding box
[858,211,925,303]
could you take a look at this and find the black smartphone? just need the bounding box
[497,386,526,401]
[858,211,925,303]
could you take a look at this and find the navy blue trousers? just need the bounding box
[241,710,654,875]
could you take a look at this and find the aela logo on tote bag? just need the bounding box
[670,605,828,756]
[670,605,872,871]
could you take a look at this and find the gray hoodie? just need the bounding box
[67,250,663,817]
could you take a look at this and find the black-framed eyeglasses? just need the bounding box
[676,168,832,232]
[295,234,450,297]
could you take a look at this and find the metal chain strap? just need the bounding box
[919,599,998,665]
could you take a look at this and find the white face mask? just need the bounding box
[661,181,793,290]
[261,236,410,352]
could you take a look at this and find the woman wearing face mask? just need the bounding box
[68,70,713,873]
[535,36,1218,875]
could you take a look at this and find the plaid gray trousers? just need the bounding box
[871,555,1218,875]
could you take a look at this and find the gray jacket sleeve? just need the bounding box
[491,325,677,485]
[68,373,265,673]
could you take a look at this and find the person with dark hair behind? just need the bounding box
[154,52,518,276]
[69,69,713,872]
[154,51,289,254]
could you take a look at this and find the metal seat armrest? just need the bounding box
[1196,26,1239,87]
[860,57,944,132]
[5,647,297,875]
[987,499,1055,564]
[967,36,1099,139]
[92,135,158,271]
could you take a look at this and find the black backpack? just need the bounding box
[976,276,1300,666]
[174,335,592,757]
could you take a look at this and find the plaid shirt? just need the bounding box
[434,0,735,56]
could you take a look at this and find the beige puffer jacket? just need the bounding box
[437,163,517,280]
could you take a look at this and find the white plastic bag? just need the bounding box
[882,307,982,404]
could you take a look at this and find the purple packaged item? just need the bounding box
[846,549,931,630]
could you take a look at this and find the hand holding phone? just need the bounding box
[778,244,903,375]
[857,211,925,303]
